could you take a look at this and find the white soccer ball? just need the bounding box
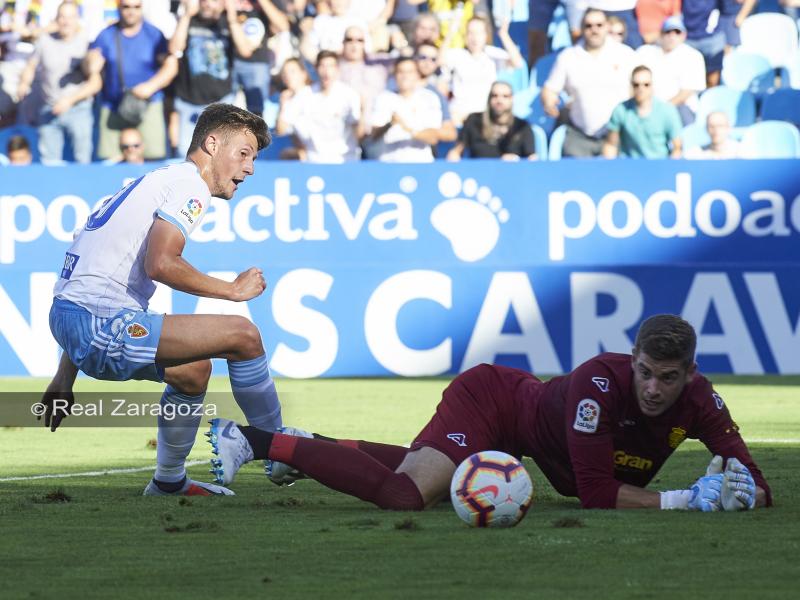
[450,451,533,528]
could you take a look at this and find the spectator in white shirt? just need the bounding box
[636,16,706,125]
[541,7,636,157]
[443,15,524,126]
[684,111,743,159]
[280,49,362,162]
[367,56,443,162]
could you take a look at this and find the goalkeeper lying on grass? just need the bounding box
[208,314,770,512]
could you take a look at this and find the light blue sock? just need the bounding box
[228,354,282,432]
[154,385,205,483]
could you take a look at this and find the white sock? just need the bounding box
[228,354,282,432]
[154,385,205,483]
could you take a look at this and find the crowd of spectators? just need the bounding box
[0,0,797,164]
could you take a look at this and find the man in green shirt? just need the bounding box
[603,65,683,159]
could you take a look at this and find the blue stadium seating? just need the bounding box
[760,89,800,128]
[0,153,9,166]
[497,65,530,93]
[740,13,799,69]
[529,51,560,91]
[721,51,777,94]
[547,5,572,52]
[531,124,548,160]
[260,134,295,160]
[740,120,800,158]
[695,86,757,126]
[512,87,537,120]
[548,124,568,160]
[680,122,711,153]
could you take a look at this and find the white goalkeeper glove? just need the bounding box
[660,455,723,511]
[721,457,756,511]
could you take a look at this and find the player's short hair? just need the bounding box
[187,103,270,156]
[633,314,697,367]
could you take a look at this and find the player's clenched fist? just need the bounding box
[230,267,266,301]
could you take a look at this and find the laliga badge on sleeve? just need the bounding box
[574,399,601,433]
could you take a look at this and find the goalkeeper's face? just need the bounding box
[631,352,696,417]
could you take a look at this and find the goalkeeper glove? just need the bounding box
[721,457,756,511]
[660,455,723,511]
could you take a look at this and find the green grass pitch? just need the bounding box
[1,375,798,599]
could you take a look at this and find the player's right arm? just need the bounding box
[145,219,265,301]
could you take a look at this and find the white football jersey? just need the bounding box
[54,161,211,317]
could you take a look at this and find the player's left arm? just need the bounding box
[145,219,264,301]
[693,384,771,508]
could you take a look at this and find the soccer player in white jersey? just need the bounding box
[41,103,278,496]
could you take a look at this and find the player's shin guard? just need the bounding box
[250,430,424,511]
[154,385,205,483]
[228,354,282,432]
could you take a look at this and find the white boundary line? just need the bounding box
[0,459,207,482]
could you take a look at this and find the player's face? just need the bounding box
[631,352,695,417]
[208,129,258,199]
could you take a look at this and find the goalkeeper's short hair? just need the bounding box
[633,314,696,368]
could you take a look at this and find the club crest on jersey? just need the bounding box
[446,433,467,447]
[668,427,687,449]
[574,399,600,433]
[591,377,610,392]
[126,323,149,338]
[713,393,724,410]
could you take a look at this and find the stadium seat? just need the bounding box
[259,134,294,160]
[739,120,800,158]
[512,87,537,120]
[680,122,710,153]
[0,124,40,163]
[0,153,9,166]
[695,86,757,126]
[548,124,568,160]
[528,92,559,135]
[760,89,800,128]
[531,124,548,160]
[788,50,800,89]
[529,51,560,91]
[497,65,530,93]
[739,13,799,69]
[262,94,281,129]
[721,51,777,94]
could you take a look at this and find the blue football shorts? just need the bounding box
[49,298,165,382]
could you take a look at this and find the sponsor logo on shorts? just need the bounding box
[446,433,467,447]
[713,393,724,410]
[573,399,600,433]
[668,426,687,449]
[591,377,610,392]
[614,450,653,471]
[126,323,149,338]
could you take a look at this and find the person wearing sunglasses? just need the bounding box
[636,16,706,126]
[602,64,682,158]
[86,0,178,161]
[541,8,636,157]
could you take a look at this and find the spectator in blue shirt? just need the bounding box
[682,0,725,87]
[87,0,178,160]
[603,65,683,158]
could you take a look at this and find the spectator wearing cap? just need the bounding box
[684,110,742,159]
[541,8,636,157]
[603,65,682,158]
[682,0,725,88]
[636,15,705,125]
[635,0,681,45]
[86,0,178,161]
